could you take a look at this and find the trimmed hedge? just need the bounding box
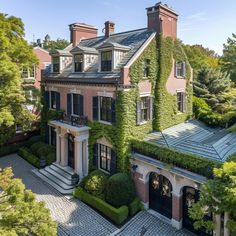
[0,136,41,157]
[128,197,141,216]
[73,187,128,225]
[132,140,221,178]
[105,173,135,208]
[18,147,40,168]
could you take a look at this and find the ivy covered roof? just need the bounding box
[145,120,236,162]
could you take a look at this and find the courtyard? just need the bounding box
[0,154,193,236]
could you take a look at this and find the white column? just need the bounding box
[55,128,61,164]
[74,139,83,177]
[74,133,89,178]
[60,133,68,166]
[214,214,221,236]
[224,212,230,236]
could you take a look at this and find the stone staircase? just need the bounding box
[32,163,78,195]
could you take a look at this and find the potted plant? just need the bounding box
[71,173,80,185]
[39,157,47,168]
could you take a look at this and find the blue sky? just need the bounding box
[1,0,235,55]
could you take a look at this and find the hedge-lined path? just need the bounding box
[0,154,117,236]
[0,154,194,236]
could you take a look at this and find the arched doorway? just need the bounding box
[68,134,75,169]
[149,172,172,219]
[183,186,212,236]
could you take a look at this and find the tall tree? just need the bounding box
[189,161,236,234]
[0,167,57,235]
[0,13,37,145]
[43,36,69,51]
[183,44,219,72]
[194,67,231,111]
[220,33,236,82]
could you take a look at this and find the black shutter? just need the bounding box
[45,91,49,108]
[56,92,60,110]
[93,96,99,120]
[79,95,84,116]
[182,93,186,112]
[110,149,116,175]
[67,94,72,115]
[45,125,49,144]
[93,143,98,168]
[136,100,141,125]
[111,98,116,124]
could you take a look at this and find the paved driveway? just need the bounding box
[0,154,117,236]
[0,154,193,236]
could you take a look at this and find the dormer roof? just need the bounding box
[96,41,131,51]
[70,45,98,54]
[50,49,72,57]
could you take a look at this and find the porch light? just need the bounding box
[131,164,138,172]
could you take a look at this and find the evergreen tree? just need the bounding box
[0,167,57,235]
[194,67,231,110]
[220,33,236,82]
[0,13,37,145]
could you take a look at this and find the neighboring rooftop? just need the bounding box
[145,120,236,162]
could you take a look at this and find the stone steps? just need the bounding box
[32,164,78,195]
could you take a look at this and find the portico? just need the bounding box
[49,120,90,179]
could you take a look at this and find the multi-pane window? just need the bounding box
[72,94,83,116]
[137,96,153,124]
[52,57,60,73]
[177,92,186,112]
[175,61,186,78]
[99,144,111,172]
[140,97,149,121]
[74,54,83,72]
[100,97,112,122]
[50,91,57,109]
[101,51,112,71]
[21,66,35,79]
[143,59,150,78]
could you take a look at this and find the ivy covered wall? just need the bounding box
[89,34,192,173]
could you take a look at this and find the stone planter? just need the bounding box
[71,173,80,185]
[39,158,46,168]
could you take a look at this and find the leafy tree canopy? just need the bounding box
[42,35,70,51]
[0,13,38,145]
[0,167,57,235]
[183,44,219,72]
[220,33,236,82]
[189,161,236,234]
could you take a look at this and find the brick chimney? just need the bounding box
[104,21,115,38]
[69,23,98,46]
[146,2,178,38]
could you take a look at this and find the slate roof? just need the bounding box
[145,120,236,162]
[47,28,155,81]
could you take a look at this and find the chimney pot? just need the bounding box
[105,21,115,38]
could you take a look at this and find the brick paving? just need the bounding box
[0,154,117,236]
[116,211,194,236]
[0,154,194,236]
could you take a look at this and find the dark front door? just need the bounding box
[68,134,75,169]
[149,173,172,219]
[183,187,212,236]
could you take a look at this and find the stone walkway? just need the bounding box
[0,154,194,236]
[0,154,117,236]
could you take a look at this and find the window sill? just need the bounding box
[99,167,111,175]
[137,120,151,126]
[175,76,185,79]
[99,120,112,126]
[177,111,185,115]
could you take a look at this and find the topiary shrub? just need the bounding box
[30,142,46,155]
[128,197,142,216]
[105,173,135,208]
[46,152,56,165]
[83,170,108,199]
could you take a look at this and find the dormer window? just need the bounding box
[143,59,150,78]
[101,51,112,72]
[52,57,60,73]
[175,61,186,78]
[74,54,83,72]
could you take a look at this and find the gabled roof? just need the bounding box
[96,41,131,51]
[70,45,98,54]
[50,49,72,57]
[145,120,236,162]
